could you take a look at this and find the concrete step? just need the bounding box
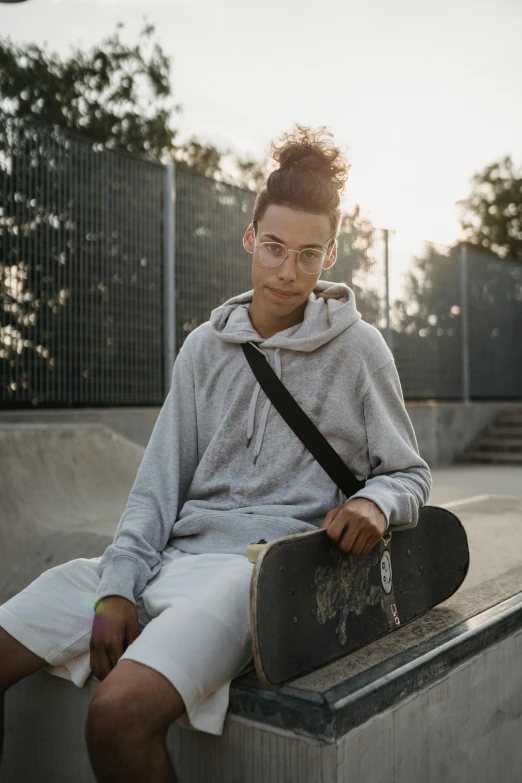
[461,451,522,464]
[487,426,522,437]
[478,438,522,451]
[494,412,522,426]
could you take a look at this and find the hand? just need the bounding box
[89,595,142,681]
[320,498,387,556]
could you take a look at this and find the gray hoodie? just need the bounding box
[94,281,432,609]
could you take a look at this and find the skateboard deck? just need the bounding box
[249,505,470,686]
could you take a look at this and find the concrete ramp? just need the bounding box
[0,424,143,600]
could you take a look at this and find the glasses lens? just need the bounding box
[258,242,287,266]
[298,249,326,274]
[256,242,327,273]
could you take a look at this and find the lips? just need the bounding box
[267,287,298,300]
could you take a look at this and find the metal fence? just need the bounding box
[0,116,165,406]
[390,242,522,400]
[1,115,521,407]
[173,167,255,353]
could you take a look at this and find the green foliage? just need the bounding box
[457,155,522,262]
[323,205,380,325]
[0,21,265,184]
[0,22,179,163]
[233,156,270,191]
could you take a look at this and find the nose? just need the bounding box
[277,250,299,282]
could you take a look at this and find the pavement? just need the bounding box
[429,463,522,507]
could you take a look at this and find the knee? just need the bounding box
[85,694,131,751]
[85,691,159,751]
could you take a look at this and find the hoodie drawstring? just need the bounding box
[246,345,282,464]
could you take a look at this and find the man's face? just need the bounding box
[243,204,336,321]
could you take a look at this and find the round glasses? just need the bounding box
[245,229,336,275]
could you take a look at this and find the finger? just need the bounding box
[90,648,113,682]
[360,535,380,556]
[337,519,363,553]
[325,514,349,543]
[126,622,142,647]
[320,505,342,529]
[350,530,373,557]
[105,639,124,669]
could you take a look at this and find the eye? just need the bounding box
[265,243,285,255]
[302,249,322,261]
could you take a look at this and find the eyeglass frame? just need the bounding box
[245,222,337,275]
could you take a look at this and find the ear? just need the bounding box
[323,239,337,270]
[243,223,255,253]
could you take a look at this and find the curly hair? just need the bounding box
[253,124,351,243]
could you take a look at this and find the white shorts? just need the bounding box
[0,546,254,736]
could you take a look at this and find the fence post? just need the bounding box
[164,163,176,397]
[460,243,470,402]
[383,228,393,352]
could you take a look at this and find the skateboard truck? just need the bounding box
[247,539,268,563]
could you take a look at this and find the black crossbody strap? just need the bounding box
[242,342,366,498]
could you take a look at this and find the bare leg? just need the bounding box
[0,626,48,765]
[88,730,177,783]
[86,660,185,783]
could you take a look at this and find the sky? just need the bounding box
[2,0,521,282]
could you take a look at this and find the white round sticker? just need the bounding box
[380,550,392,594]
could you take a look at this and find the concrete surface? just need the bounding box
[0,423,143,600]
[430,463,522,506]
[407,400,522,466]
[0,407,160,448]
[2,400,522,466]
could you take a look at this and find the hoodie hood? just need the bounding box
[210,280,362,352]
[210,280,363,464]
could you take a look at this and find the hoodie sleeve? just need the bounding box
[349,360,432,532]
[93,348,198,610]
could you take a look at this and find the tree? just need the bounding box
[324,205,380,326]
[457,155,522,262]
[0,21,263,180]
[0,22,179,163]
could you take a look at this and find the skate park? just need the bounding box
[1,405,522,782]
[1,59,522,780]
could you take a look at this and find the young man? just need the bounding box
[0,126,431,782]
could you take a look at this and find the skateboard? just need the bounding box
[248,505,470,686]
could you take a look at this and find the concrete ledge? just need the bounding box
[0,407,160,449]
[230,590,522,740]
[2,592,521,782]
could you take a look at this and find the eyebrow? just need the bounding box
[260,233,327,251]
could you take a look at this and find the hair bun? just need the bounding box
[269,124,349,195]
